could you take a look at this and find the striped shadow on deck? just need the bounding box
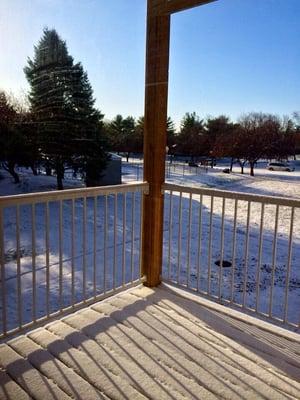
[1,285,300,399]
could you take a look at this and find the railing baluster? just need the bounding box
[16,205,22,328]
[0,207,7,335]
[255,203,265,313]
[242,201,251,308]
[284,207,294,324]
[31,204,36,322]
[167,190,173,281]
[196,194,203,292]
[269,204,279,318]
[113,193,118,289]
[177,192,183,285]
[186,193,192,288]
[230,199,238,304]
[93,196,97,298]
[139,191,144,280]
[122,193,126,286]
[59,200,63,311]
[82,197,87,301]
[207,196,214,296]
[71,199,75,306]
[104,195,108,293]
[45,202,50,317]
[218,197,226,300]
[131,192,135,283]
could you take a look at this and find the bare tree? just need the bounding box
[214,113,295,176]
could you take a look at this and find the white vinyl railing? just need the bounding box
[163,183,300,328]
[0,182,148,338]
[2,179,299,337]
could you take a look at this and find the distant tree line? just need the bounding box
[213,113,298,176]
[103,111,300,177]
[103,115,176,161]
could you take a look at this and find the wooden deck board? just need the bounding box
[1,285,300,400]
[0,370,31,400]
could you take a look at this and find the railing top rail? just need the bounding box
[0,181,149,207]
[163,182,300,208]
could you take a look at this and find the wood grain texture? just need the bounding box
[2,286,299,399]
[142,0,217,286]
[142,2,171,286]
[149,0,217,16]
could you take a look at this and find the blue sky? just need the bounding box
[0,0,299,126]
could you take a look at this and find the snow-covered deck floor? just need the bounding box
[1,285,300,400]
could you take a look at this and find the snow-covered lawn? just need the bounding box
[124,160,300,327]
[162,193,300,324]
[1,160,300,333]
[0,169,142,332]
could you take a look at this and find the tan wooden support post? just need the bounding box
[142,1,171,287]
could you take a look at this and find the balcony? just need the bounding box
[1,181,300,398]
[1,0,300,398]
[1,284,300,399]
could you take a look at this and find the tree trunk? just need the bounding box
[238,160,244,174]
[250,162,255,177]
[45,160,52,176]
[126,153,130,162]
[56,173,63,190]
[31,164,38,176]
[230,157,234,172]
[7,162,20,183]
[56,162,64,190]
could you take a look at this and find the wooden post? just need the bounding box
[142,1,170,287]
[141,0,216,287]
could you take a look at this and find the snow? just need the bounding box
[123,159,300,328]
[1,159,300,333]
[1,168,142,332]
[2,285,300,399]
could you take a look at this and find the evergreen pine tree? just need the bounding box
[107,114,124,152]
[24,28,107,189]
